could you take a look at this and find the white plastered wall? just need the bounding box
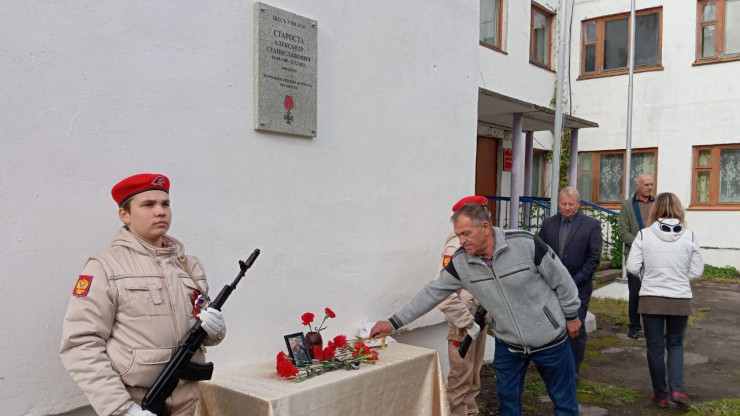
[478,0,559,208]
[570,0,740,268]
[0,1,480,414]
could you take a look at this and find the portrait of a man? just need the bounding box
[284,332,311,366]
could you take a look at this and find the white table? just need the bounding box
[196,342,450,416]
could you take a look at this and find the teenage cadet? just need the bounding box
[60,173,226,416]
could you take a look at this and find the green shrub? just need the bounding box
[701,265,740,283]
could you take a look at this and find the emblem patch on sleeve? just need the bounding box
[442,255,452,267]
[73,275,93,297]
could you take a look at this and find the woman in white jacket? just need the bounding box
[626,192,704,409]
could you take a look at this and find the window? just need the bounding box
[692,144,740,209]
[577,149,657,206]
[480,0,504,52]
[580,7,663,78]
[696,0,740,64]
[530,4,553,68]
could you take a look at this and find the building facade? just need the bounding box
[2,1,737,415]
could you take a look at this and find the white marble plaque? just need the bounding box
[254,3,317,137]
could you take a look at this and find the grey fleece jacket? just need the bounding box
[389,227,580,354]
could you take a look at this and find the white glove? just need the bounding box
[199,307,225,339]
[466,322,481,341]
[123,403,156,416]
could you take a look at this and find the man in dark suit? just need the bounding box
[539,187,603,380]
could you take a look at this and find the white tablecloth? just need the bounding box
[196,342,450,416]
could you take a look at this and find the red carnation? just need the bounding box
[324,341,336,358]
[332,335,347,349]
[324,307,336,318]
[313,345,325,361]
[277,359,298,377]
[277,351,288,363]
[301,312,315,326]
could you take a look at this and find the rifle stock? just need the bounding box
[141,249,260,416]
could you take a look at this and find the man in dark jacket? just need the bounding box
[539,187,602,379]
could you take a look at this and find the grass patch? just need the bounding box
[686,398,740,416]
[576,380,636,405]
[584,349,601,359]
[588,297,630,326]
[701,265,740,283]
[521,403,537,413]
[689,306,711,327]
[522,370,548,397]
[593,279,611,291]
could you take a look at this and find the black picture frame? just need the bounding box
[284,332,311,366]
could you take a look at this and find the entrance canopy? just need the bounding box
[476,87,598,229]
[477,88,598,132]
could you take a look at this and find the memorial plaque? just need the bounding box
[254,3,317,137]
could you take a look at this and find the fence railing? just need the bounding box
[485,195,620,260]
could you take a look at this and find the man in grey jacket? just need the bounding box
[371,203,582,415]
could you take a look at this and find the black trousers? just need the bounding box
[627,272,642,331]
[570,280,592,374]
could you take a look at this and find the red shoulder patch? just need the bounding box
[442,255,452,267]
[73,275,93,297]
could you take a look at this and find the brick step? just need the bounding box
[596,260,614,271]
[594,268,622,283]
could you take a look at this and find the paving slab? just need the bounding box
[579,404,609,416]
[592,281,629,301]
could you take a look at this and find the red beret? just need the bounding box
[452,195,488,212]
[111,173,170,206]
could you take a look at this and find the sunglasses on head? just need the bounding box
[658,220,682,233]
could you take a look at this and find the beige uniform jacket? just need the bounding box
[60,227,226,416]
[437,233,482,341]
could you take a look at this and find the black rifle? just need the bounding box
[142,249,261,416]
[457,305,488,359]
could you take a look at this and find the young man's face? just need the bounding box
[454,214,492,257]
[119,190,171,246]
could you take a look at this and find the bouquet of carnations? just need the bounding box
[276,334,379,382]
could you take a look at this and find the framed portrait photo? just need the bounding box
[284,332,311,366]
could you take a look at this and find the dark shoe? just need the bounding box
[652,394,670,408]
[627,328,640,339]
[670,392,690,407]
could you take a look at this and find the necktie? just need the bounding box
[558,218,571,258]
